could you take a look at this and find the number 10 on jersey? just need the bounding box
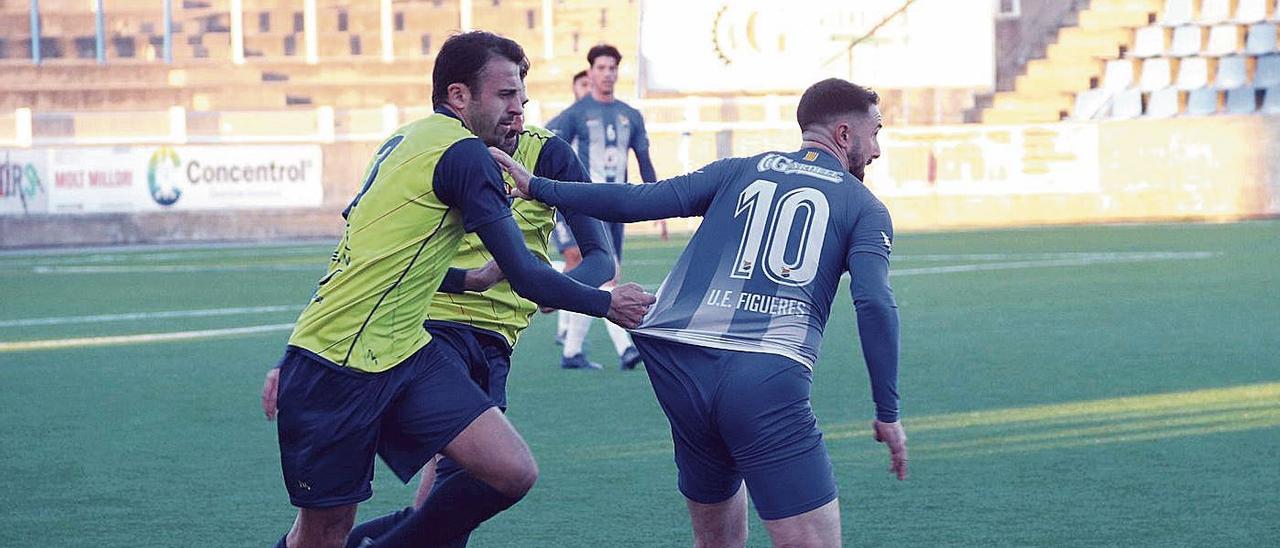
[731,179,830,287]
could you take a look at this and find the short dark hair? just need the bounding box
[587,44,622,66]
[431,31,528,108]
[796,78,879,130]
[572,70,588,83]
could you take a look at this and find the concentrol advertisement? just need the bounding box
[0,145,323,215]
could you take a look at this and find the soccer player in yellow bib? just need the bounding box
[266,114,616,547]
[268,31,653,548]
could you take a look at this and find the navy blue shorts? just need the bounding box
[632,335,837,520]
[275,342,495,509]
[423,321,513,485]
[423,321,512,410]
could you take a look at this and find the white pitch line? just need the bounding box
[892,251,1208,262]
[0,305,302,328]
[31,264,320,274]
[0,323,295,353]
[893,251,1215,276]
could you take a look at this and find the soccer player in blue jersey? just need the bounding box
[493,78,908,547]
[546,44,657,371]
[549,69,592,348]
[268,32,653,548]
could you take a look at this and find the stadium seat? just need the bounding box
[1198,0,1228,22]
[1257,54,1280,85]
[1234,0,1270,22]
[1103,59,1139,90]
[1199,0,1233,23]
[1139,57,1177,91]
[1072,88,1109,120]
[1109,89,1144,118]
[1161,0,1196,26]
[1225,86,1261,112]
[1245,22,1279,53]
[1186,87,1223,114]
[1170,25,1205,56]
[1133,26,1169,57]
[1261,86,1280,112]
[1214,55,1252,87]
[1145,88,1183,116]
[1175,56,1215,89]
[1206,24,1245,55]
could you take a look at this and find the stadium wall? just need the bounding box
[875,116,1280,230]
[3,117,1279,249]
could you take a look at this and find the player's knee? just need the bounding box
[693,527,747,548]
[498,454,538,498]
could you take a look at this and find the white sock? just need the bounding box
[562,311,592,358]
[556,310,568,338]
[605,321,633,356]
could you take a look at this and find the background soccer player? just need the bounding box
[269,32,653,548]
[493,78,908,548]
[548,68,593,347]
[546,44,658,371]
[571,69,590,101]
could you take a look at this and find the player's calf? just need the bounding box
[282,505,357,548]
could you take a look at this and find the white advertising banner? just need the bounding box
[0,149,50,215]
[41,145,323,214]
[864,124,1101,196]
[640,0,995,93]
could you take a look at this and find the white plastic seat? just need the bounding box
[1199,0,1233,23]
[1175,56,1214,89]
[1139,57,1177,90]
[1186,87,1222,114]
[1162,0,1196,26]
[1261,86,1280,112]
[1133,26,1169,57]
[1206,24,1245,55]
[1225,86,1260,112]
[1245,22,1278,54]
[1256,54,1280,86]
[1103,58,1139,90]
[1234,0,1269,23]
[1109,89,1145,118]
[1145,88,1183,116]
[1170,25,1206,56]
[1214,55,1251,87]
[1073,89,1109,120]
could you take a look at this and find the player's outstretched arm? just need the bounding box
[490,147,721,222]
[559,210,616,287]
[475,216,653,328]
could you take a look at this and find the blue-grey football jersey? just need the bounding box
[632,148,894,368]
[546,96,649,184]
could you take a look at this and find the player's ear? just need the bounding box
[446,82,471,111]
[834,120,853,149]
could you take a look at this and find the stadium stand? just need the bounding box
[1057,0,1280,119]
[983,0,1280,121]
[981,0,1163,123]
[0,0,637,112]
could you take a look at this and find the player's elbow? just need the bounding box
[503,263,547,302]
[854,293,898,315]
